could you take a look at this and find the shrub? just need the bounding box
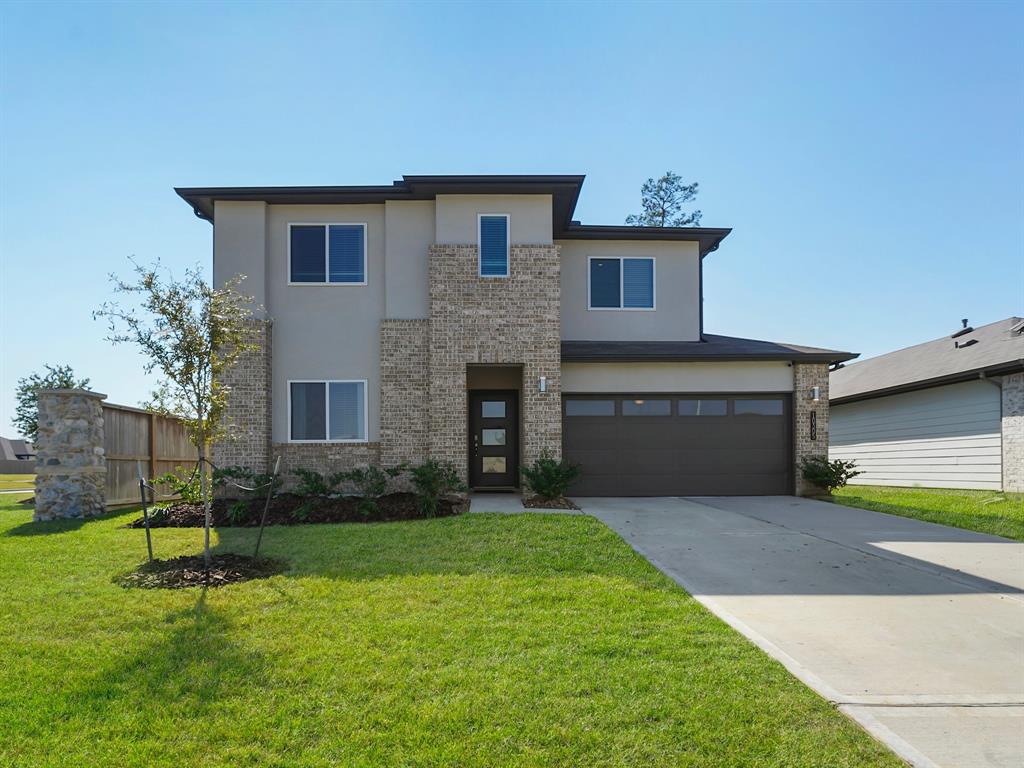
[213,465,282,499]
[292,469,336,497]
[521,453,580,500]
[227,499,252,525]
[153,466,202,504]
[409,460,465,517]
[800,455,861,493]
[336,464,408,517]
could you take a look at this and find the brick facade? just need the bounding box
[272,442,382,489]
[213,318,273,473]
[426,244,562,482]
[1002,372,1024,493]
[379,319,430,466]
[793,363,830,496]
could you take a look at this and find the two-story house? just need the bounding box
[177,175,855,496]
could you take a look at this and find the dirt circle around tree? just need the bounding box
[117,553,288,590]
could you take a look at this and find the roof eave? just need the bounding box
[831,360,1024,405]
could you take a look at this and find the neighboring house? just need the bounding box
[177,175,855,496]
[830,317,1024,492]
[0,436,35,473]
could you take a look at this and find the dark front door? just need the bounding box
[469,390,519,489]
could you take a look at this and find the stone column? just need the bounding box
[34,389,107,521]
[793,363,830,496]
[1002,372,1024,493]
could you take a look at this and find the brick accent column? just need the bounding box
[427,244,562,483]
[213,318,272,473]
[1002,372,1024,493]
[380,319,430,465]
[793,363,830,496]
[33,389,107,521]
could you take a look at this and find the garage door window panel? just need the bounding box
[622,399,671,416]
[735,398,785,416]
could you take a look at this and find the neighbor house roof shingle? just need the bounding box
[830,317,1024,404]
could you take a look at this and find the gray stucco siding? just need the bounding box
[558,240,701,342]
[213,201,268,310]
[266,204,387,443]
[830,380,1002,490]
[435,195,553,245]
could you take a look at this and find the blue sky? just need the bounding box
[1,1,1021,436]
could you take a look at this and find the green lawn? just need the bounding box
[0,493,899,767]
[0,473,33,491]
[832,485,1024,541]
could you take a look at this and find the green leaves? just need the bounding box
[12,364,90,440]
[625,171,702,227]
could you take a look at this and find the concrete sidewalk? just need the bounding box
[579,495,1024,768]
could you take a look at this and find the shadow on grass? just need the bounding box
[4,507,137,537]
[59,590,269,724]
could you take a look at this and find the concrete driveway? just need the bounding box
[580,495,1024,768]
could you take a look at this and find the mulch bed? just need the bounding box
[522,495,580,510]
[128,492,467,529]
[117,553,288,589]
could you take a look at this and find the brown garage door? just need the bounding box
[562,394,793,496]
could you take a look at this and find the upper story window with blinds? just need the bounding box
[588,256,655,310]
[478,214,510,277]
[288,223,366,285]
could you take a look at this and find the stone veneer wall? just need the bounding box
[34,389,107,520]
[1002,372,1024,493]
[213,319,273,474]
[379,319,430,466]
[428,244,562,482]
[793,363,830,496]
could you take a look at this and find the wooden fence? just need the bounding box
[103,403,197,506]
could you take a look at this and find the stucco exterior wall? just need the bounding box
[562,361,794,393]
[557,239,701,342]
[435,195,553,245]
[384,200,433,319]
[265,204,386,443]
[213,201,267,309]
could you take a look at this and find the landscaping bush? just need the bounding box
[153,466,202,504]
[337,464,408,517]
[213,465,282,499]
[800,455,861,494]
[292,468,337,497]
[521,453,580,501]
[409,460,465,517]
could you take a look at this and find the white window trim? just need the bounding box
[586,255,656,311]
[287,379,369,443]
[287,223,368,286]
[477,213,510,278]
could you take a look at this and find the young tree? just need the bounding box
[625,171,702,227]
[13,364,91,440]
[95,259,256,570]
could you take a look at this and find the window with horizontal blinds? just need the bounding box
[328,382,365,440]
[589,258,621,307]
[622,258,654,308]
[290,382,326,440]
[289,380,366,441]
[328,225,365,283]
[479,215,509,276]
[290,226,327,282]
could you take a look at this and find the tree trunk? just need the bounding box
[199,443,211,572]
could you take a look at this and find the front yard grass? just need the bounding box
[832,485,1024,541]
[0,494,900,767]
